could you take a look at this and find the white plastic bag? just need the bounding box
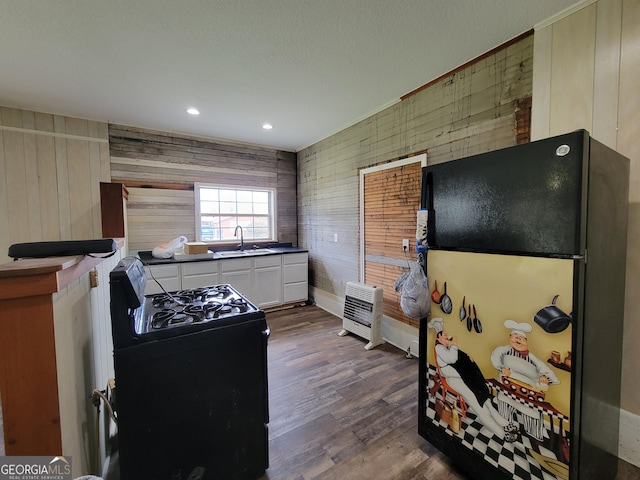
[152,236,187,259]
[393,262,430,319]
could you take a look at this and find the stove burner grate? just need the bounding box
[142,284,257,333]
[152,294,192,308]
[168,312,195,326]
[151,309,176,329]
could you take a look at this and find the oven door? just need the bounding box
[115,315,269,480]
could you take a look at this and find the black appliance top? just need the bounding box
[109,257,263,348]
[421,130,589,257]
[138,284,259,335]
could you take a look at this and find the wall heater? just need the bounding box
[338,281,384,350]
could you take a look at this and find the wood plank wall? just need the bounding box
[299,34,535,326]
[0,107,110,264]
[363,161,422,328]
[531,0,640,438]
[0,106,111,471]
[108,125,297,252]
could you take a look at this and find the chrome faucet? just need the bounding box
[234,225,244,250]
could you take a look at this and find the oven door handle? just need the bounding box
[261,325,270,424]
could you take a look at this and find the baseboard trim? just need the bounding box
[310,286,420,356]
[310,285,640,466]
[620,408,640,468]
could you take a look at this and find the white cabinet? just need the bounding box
[220,257,253,300]
[142,251,308,308]
[144,264,181,295]
[181,260,220,289]
[253,255,282,308]
[283,252,308,304]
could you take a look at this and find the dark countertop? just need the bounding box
[137,244,308,265]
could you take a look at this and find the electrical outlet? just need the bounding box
[402,239,409,250]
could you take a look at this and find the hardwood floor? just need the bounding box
[261,305,470,480]
[261,305,640,480]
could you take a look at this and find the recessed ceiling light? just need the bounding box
[187,108,200,115]
[262,123,273,130]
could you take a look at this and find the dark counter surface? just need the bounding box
[137,243,307,265]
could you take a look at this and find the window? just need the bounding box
[195,184,276,243]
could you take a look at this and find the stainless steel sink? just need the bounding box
[216,248,276,257]
[216,251,248,257]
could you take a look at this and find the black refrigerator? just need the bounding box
[417,130,629,480]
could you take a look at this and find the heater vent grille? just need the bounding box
[344,295,373,327]
[338,282,384,350]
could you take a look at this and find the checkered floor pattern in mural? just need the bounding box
[425,365,569,480]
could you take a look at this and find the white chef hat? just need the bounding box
[504,319,533,337]
[428,317,444,334]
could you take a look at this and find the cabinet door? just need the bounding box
[284,282,308,303]
[181,261,220,289]
[220,258,253,299]
[144,264,181,294]
[254,263,282,308]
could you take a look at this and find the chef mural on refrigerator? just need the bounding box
[417,130,629,480]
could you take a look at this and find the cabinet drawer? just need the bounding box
[284,282,308,303]
[283,252,308,265]
[254,255,281,268]
[144,264,181,294]
[284,263,308,283]
[182,260,219,276]
[145,264,180,280]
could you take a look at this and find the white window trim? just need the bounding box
[194,183,277,243]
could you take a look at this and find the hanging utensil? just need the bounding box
[431,280,441,304]
[467,303,473,332]
[459,296,466,321]
[473,305,482,333]
[440,282,452,314]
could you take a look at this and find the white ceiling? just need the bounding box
[0,1,580,152]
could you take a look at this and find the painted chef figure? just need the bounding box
[428,318,520,442]
[491,320,560,390]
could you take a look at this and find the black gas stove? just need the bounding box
[110,257,264,348]
[141,284,258,332]
[109,256,269,480]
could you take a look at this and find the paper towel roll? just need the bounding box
[416,208,428,252]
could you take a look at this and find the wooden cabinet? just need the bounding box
[283,252,308,304]
[100,182,129,251]
[253,255,282,308]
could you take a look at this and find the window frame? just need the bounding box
[194,183,277,244]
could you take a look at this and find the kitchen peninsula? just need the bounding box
[0,240,125,476]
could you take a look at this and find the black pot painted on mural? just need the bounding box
[533,295,571,333]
